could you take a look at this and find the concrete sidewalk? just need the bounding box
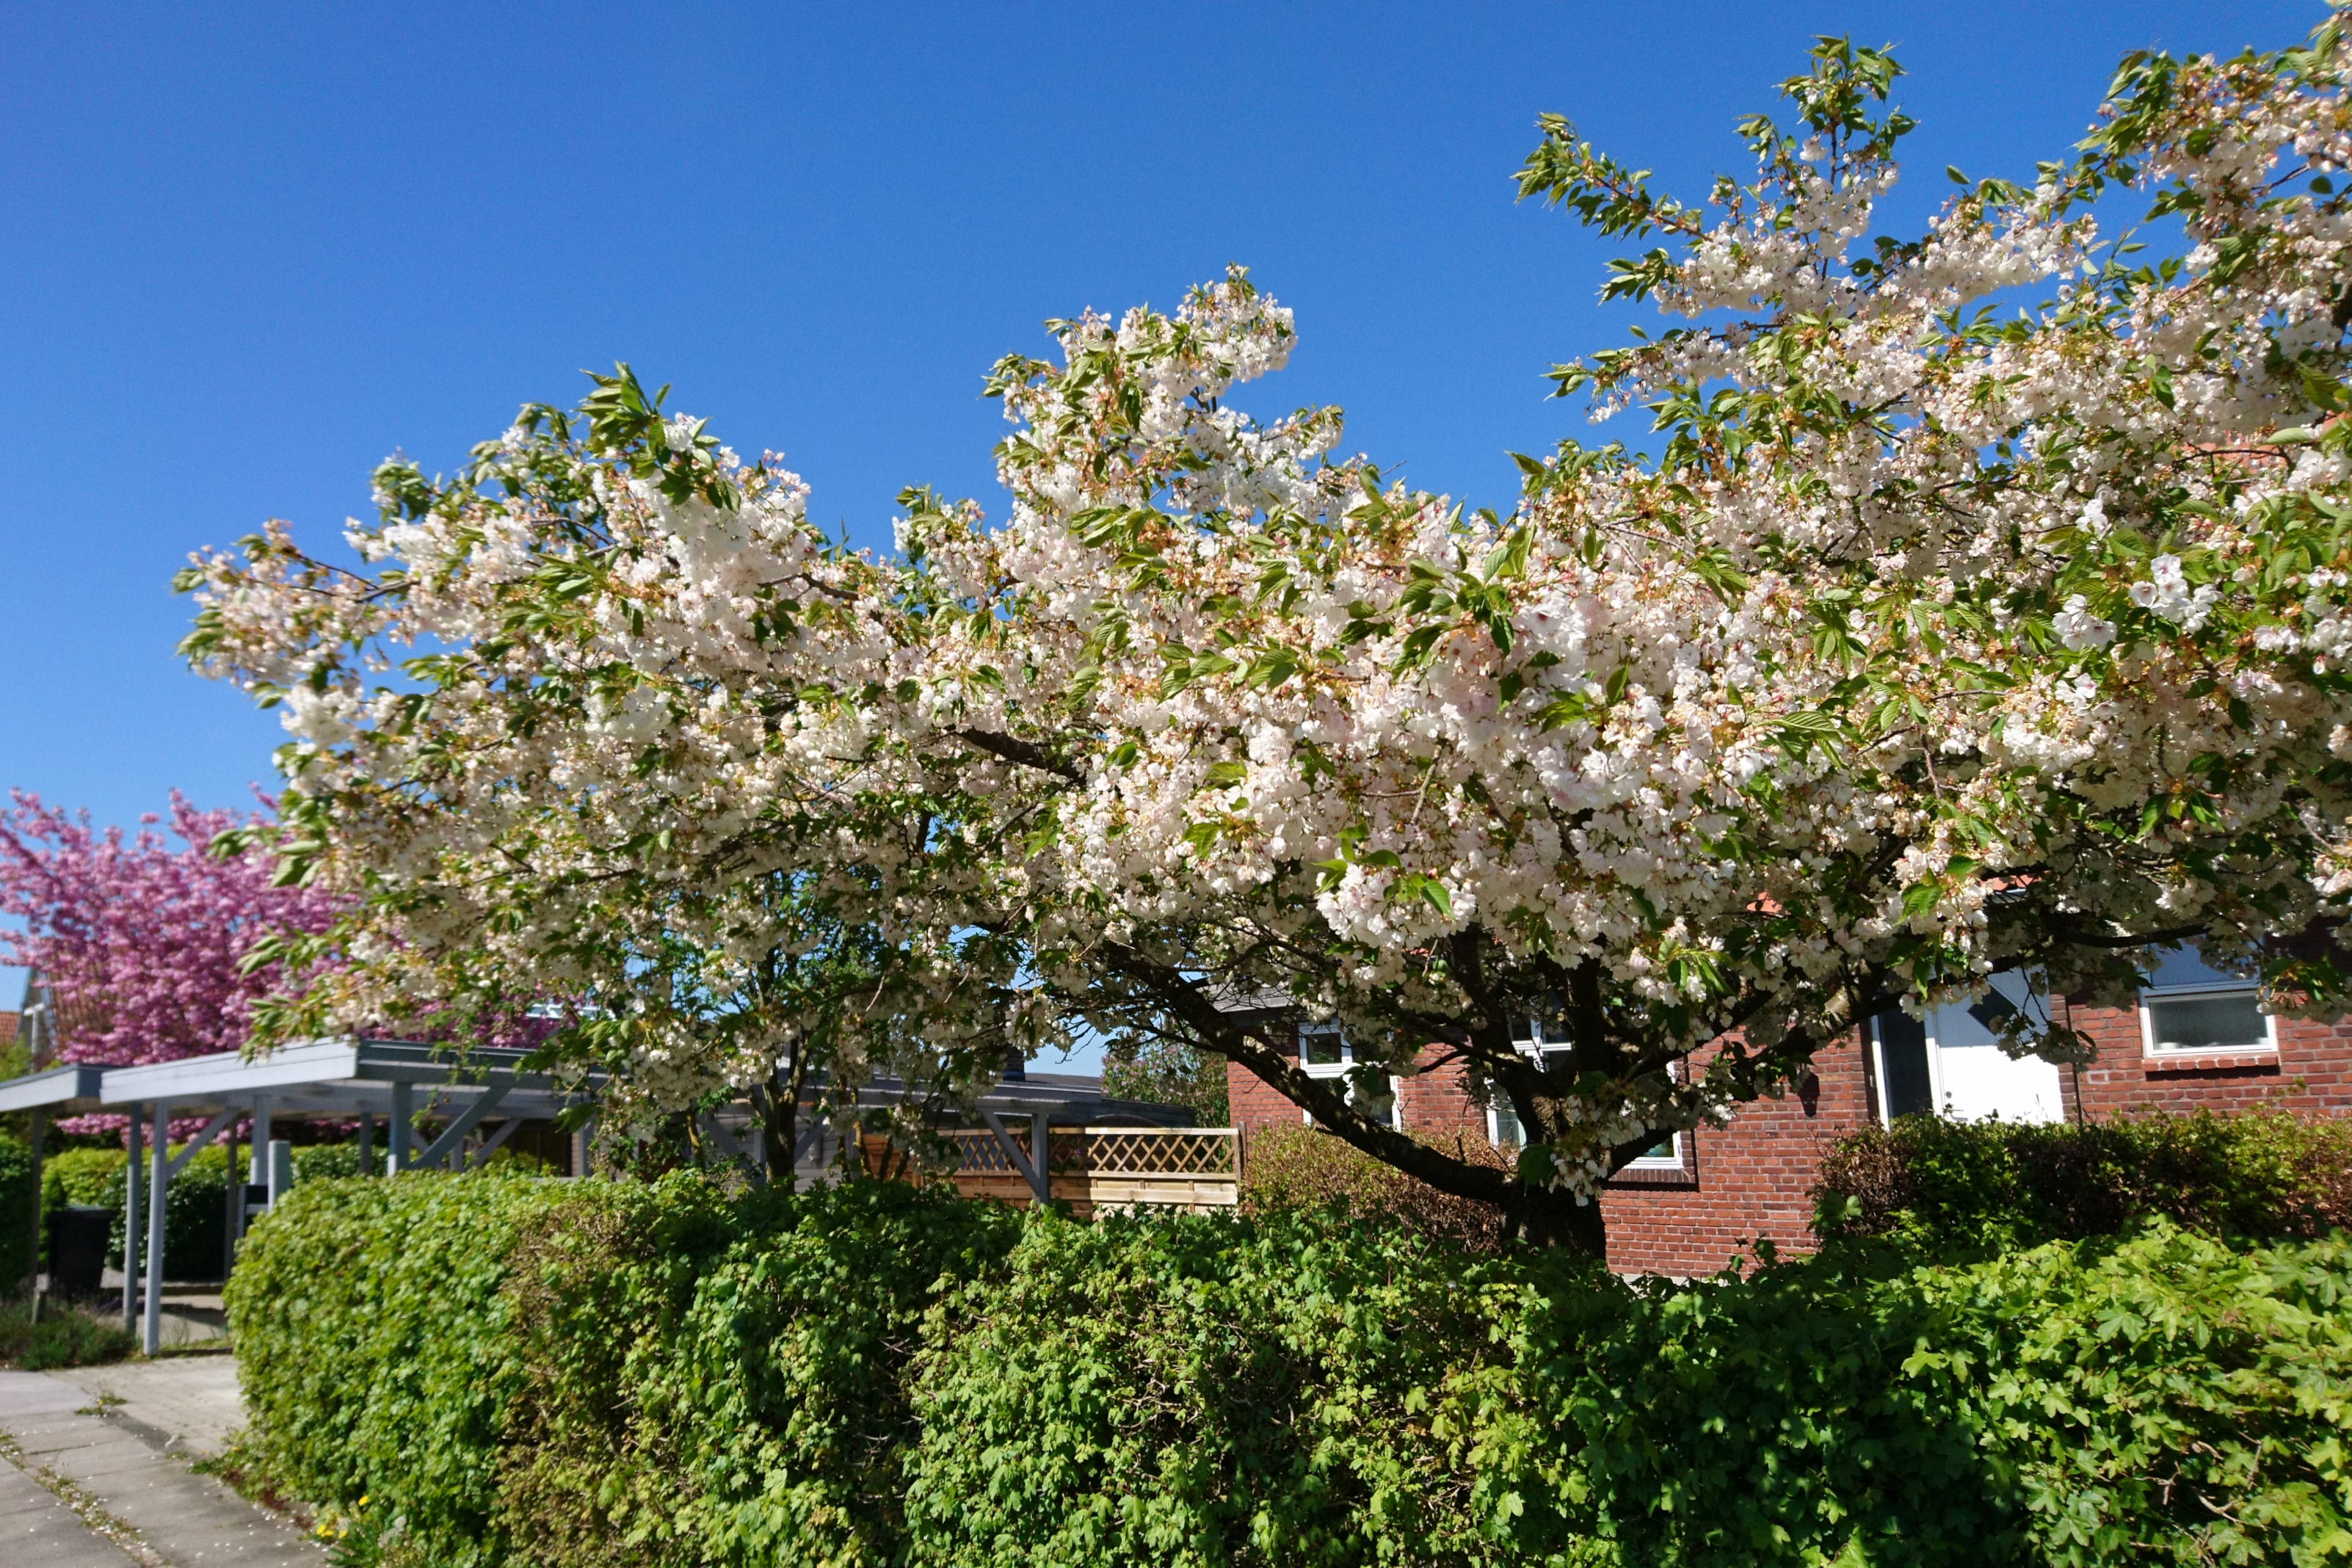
[48,1356,250,1460]
[0,1360,319,1567]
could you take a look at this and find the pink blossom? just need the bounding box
[0,789,346,1076]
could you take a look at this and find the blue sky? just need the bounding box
[0,1,2317,1021]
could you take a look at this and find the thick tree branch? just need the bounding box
[952,729,1082,783]
[1081,939,1627,1247]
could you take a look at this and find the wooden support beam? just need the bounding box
[142,1100,170,1357]
[120,1104,143,1333]
[978,1109,1053,1204]
[408,1079,512,1172]
[465,1117,523,1170]
[388,1082,413,1172]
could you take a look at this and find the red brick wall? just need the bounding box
[1599,1037,1871,1276]
[2066,999,2352,1121]
[1220,998,2352,1277]
[1222,1034,1869,1275]
[1227,1054,1304,1133]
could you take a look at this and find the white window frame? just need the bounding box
[1872,970,2064,1124]
[1296,1020,1400,1128]
[1625,1130,1685,1169]
[1869,1012,1943,1126]
[1486,1020,1682,1168]
[2138,982,2276,1057]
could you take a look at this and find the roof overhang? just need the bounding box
[93,1039,592,1119]
[0,1064,109,1114]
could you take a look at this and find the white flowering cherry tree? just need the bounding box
[187,18,2352,1248]
[181,371,1058,1175]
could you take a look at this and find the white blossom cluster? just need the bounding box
[183,18,2352,1210]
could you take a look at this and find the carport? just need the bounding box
[0,1064,120,1326]
[96,1039,592,1354]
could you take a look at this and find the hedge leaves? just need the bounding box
[228,1174,2352,1567]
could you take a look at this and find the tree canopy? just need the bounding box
[184,15,2352,1246]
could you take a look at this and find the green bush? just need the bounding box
[290,1142,365,1181]
[904,1205,1530,1567]
[0,1297,136,1368]
[228,1172,1020,1568]
[39,1142,219,1278]
[496,1177,1019,1568]
[227,1169,578,1568]
[228,1175,2352,1568]
[1815,1109,2352,1254]
[1243,1121,1511,1250]
[1460,1221,2352,1567]
[0,1135,31,1291]
[128,1142,233,1281]
[46,1138,395,1280]
[41,1144,125,1210]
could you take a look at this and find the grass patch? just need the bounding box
[0,1297,137,1369]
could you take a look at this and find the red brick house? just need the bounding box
[1225,948,2352,1275]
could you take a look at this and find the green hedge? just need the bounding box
[1472,1222,2352,1567]
[227,1171,2352,1568]
[59,1143,233,1281]
[1815,1109,2352,1254]
[905,1205,1524,1566]
[0,1136,31,1291]
[228,1172,1020,1568]
[226,1170,578,1568]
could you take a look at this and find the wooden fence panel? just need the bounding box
[862,1127,1241,1214]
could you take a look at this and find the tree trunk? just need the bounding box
[755,1048,814,1188]
[1098,941,1619,1255]
[1500,1182,1608,1255]
[753,1081,796,1187]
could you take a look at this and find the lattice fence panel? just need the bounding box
[940,1127,1028,1175]
[939,1125,1237,1180]
[1050,1129,1237,1178]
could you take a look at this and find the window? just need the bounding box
[1870,970,2065,1125]
[1625,1132,1683,1167]
[2140,945,2272,1055]
[1491,1105,1678,1164]
[1297,1020,1398,1128]
[1488,1012,1681,1167]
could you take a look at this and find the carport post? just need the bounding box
[388,1082,413,1172]
[25,1108,44,1302]
[142,1100,170,1357]
[121,1104,145,1333]
[248,1097,273,1186]
[357,1112,374,1177]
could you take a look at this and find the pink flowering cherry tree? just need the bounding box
[0,791,345,1130]
[183,21,2352,1249]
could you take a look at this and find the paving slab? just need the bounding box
[0,1368,319,1568]
[53,1357,247,1460]
[0,1455,134,1568]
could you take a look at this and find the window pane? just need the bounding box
[1354,1078,1396,1128]
[2147,993,2268,1052]
[2146,943,2253,992]
[1492,1103,1523,1148]
[1630,1133,1677,1164]
[1876,1010,1934,1120]
[1300,1024,1343,1067]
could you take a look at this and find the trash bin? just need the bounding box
[46,1205,110,1299]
